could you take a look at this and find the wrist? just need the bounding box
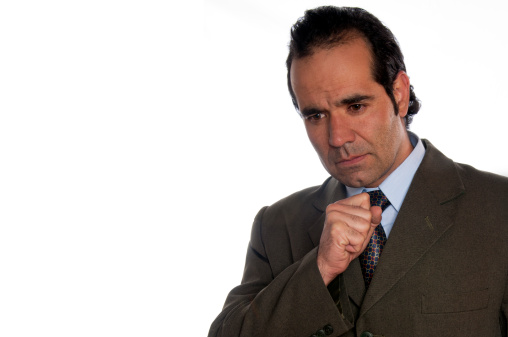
[317,257,336,286]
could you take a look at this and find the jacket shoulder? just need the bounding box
[262,176,340,222]
[455,162,508,191]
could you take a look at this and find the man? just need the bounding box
[209,6,508,337]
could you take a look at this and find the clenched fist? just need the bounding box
[317,192,382,285]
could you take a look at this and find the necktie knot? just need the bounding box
[367,190,390,211]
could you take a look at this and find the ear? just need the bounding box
[392,71,410,118]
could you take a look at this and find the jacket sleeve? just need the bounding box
[208,206,354,337]
[501,276,508,336]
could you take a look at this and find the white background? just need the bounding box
[1,0,507,336]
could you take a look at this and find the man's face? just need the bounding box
[290,37,412,188]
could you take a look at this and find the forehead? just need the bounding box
[290,38,378,108]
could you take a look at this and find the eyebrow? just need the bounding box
[335,94,374,106]
[300,94,374,117]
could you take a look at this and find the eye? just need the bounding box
[348,104,365,113]
[305,112,325,121]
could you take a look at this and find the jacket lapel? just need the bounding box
[342,258,367,308]
[358,140,466,317]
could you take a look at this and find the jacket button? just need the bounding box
[316,330,326,337]
[324,324,333,335]
[360,332,374,337]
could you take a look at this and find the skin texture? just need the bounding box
[289,37,413,285]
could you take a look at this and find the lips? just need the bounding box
[337,154,367,166]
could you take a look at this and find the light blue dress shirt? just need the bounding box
[345,132,425,238]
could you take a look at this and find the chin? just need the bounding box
[329,168,365,187]
[333,175,366,188]
[344,180,366,188]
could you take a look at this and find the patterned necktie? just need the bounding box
[360,190,390,287]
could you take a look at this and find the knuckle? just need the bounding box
[330,222,344,236]
[346,228,358,239]
[348,213,369,229]
[349,213,361,223]
[361,192,370,201]
[326,203,337,213]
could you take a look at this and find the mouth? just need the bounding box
[336,154,367,166]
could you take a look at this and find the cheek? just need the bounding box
[305,126,328,154]
[374,119,403,160]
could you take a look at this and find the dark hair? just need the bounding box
[286,6,420,127]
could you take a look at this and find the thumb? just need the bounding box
[370,205,382,226]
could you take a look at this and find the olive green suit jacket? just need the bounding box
[209,140,508,337]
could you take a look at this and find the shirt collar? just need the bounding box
[345,131,425,211]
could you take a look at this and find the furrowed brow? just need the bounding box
[335,94,374,107]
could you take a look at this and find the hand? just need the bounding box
[317,192,382,286]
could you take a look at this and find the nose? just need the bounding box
[328,113,355,148]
